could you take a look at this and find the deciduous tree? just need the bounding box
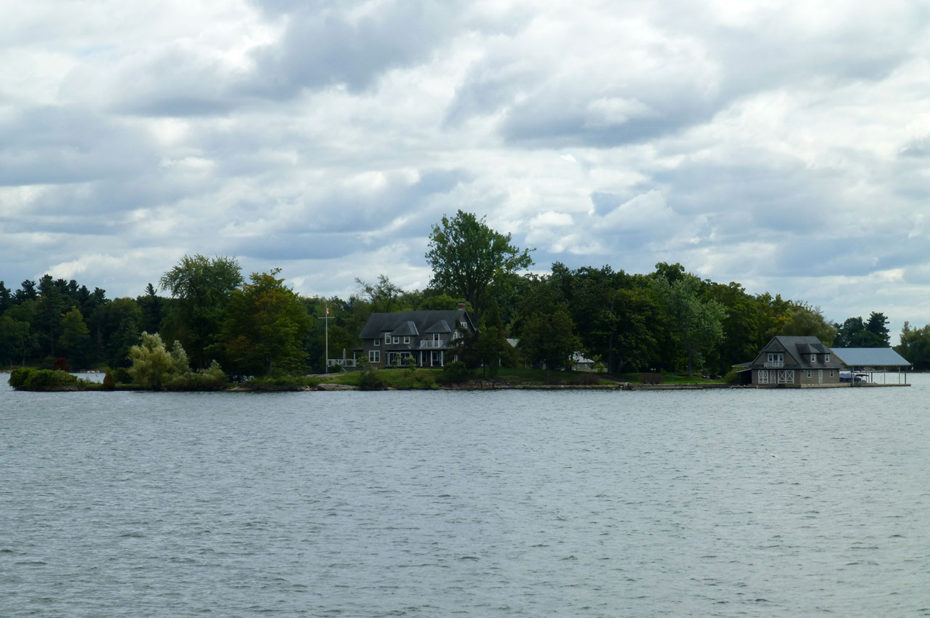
[160,254,242,368]
[218,269,311,377]
[426,210,533,321]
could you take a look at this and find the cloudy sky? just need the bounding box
[3,0,930,335]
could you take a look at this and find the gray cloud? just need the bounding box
[5,0,930,338]
[246,1,464,95]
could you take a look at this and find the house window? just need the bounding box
[830,370,834,377]
[374,339,379,346]
[393,336,400,344]
[403,336,410,344]
[810,354,816,363]
[807,370,812,378]
[384,333,390,343]
[369,350,380,363]
[825,354,830,363]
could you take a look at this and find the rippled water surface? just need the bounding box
[2,376,930,616]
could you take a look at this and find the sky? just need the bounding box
[3,0,930,337]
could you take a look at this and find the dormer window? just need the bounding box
[810,354,816,363]
[374,339,380,346]
[384,333,390,343]
[825,354,830,363]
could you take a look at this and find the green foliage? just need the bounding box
[518,304,581,372]
[897,321,930,369]
[128,332,228,390]
[426,210,533,321]
[8,368,80,391]
[358,366,389,390]
[58,306,91,369]
[218,269,311,377]
[159,254,242,369]
[167,360,228,391]
[835,312,890,347]
[244,374,319,391]
[102,370,116,390]
[651,271,726,375]
[128,332,183,390]
[777,302,836,345]
[8,367,29,388]
[437,360,472,385]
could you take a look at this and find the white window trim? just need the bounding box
[403,336,410,344]
[374,339,379,346]
[384,333,390,343]
[369,350,380,363]
[825,354,831,363]
[810,354,816,363]
[393,336,400,344]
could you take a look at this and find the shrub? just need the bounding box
[358,367,388,390]
[437,361,471,385]
[112,367,132,384]
[9,368,30,388]
[9,368,79,391]
[641,373,664,385]
[102,371,116,390]
[166,360,228,391]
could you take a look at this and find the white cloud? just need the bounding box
[2,0,930,337]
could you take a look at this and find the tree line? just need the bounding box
[0,210,915,378]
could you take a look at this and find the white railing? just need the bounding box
[764,361,784,368]
[327,358,357,368]
[420,340,445,349]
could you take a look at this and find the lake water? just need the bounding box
[2,376,930,617]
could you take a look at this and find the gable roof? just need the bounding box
[752,335,847,369]
[830,347,911,368]
[359,309,475,339]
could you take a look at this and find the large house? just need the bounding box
[359,308,477,368]
[747,335,847,386]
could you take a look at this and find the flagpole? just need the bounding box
[319,306,331,373]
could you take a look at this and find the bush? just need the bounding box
[166,360,228,391]
[103,371,116,390]
[112,367,132,385]
[437,361,471,385]
[9,368,79,391]
[641,373,664,385]
[9,368,30,388]
[358,367,388,390]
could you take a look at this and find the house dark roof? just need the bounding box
[751,335,847,369]
[359,310,474,339]
[830,347,911,369]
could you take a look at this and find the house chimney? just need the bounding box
[458,302,466,311]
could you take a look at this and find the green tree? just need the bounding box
[127,332,177,389]
[651,271,726,375]
[218,269,311,377]
[426,210,533,321]
[778,302,836,345]
[160,254,243,368]
[58,306,91,369]
[470,301,510,377]
[519,304,581,374]
[137,282,164,334]
[897,321,930,369]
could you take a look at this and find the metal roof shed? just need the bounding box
[830,348,912,384]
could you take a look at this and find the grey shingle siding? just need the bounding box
[749,335,847,386]
[359,309,476,368]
